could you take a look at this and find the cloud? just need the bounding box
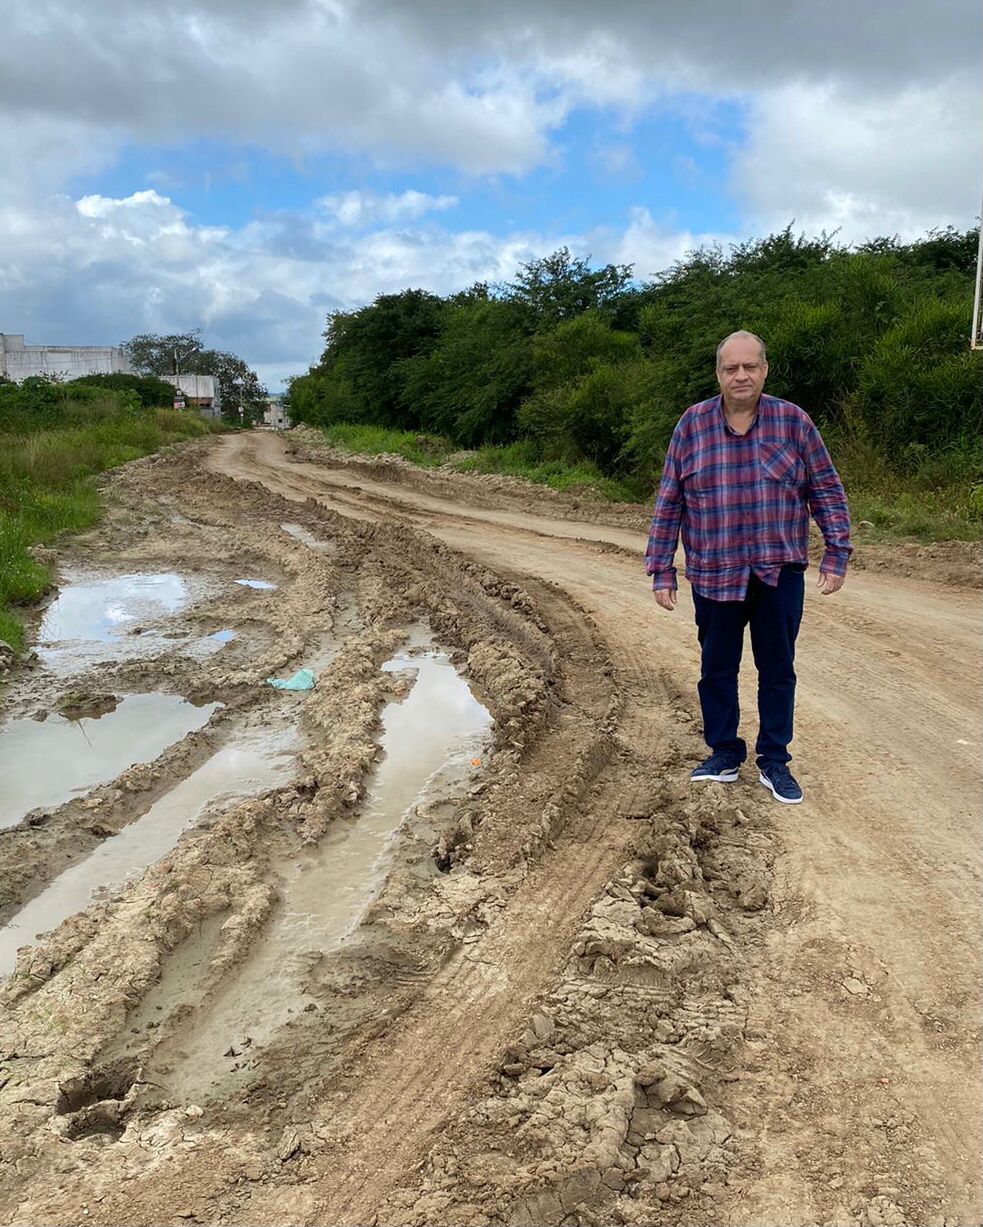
[734,74,979,241]
[0,0,977,391]
[0,188,557,391]
[317,190,459,228]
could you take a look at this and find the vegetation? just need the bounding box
[288,229,982,539]
[122,330,268,424]
[0,378,219,650]
[67,371,178,408]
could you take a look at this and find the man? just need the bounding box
[646,330,851,804]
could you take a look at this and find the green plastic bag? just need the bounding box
[266,668,316,691]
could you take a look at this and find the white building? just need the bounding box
[160,373,221,416]
[262,398,291,430]
[0,333,135,381]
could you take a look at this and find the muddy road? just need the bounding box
[0,430,979,1227]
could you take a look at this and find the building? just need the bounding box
[262,397,291,430]
[160,373,221,418]
[0,333,135,382]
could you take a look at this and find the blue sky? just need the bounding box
[1,1,977,391]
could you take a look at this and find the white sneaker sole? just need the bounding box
[691,770,740,783]
[758,770,803,804]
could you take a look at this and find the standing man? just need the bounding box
[646,330,852,804]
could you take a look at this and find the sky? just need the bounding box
[1,1,978,393]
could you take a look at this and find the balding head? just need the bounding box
[716,330,767,369]
[715,330,768,412]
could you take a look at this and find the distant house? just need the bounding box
[161,373,221,418]
[0,333,135,381]
[262,397,291,430]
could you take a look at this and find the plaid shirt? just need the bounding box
[646,394,852,601]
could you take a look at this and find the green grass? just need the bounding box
[0,403,221,651]
[829,432,981,543]
[316,421,980,541]
[320,423,454,467]
[449,439,645,502]
[319,426,645,501]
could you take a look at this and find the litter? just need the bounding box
[266,668,316,691]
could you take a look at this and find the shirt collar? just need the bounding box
[716,392,765,436]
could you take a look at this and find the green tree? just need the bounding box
[122,331,267,423]
[506,247,634,326]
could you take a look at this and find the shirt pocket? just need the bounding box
[759,441,805,489]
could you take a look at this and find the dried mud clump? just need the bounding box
[378,794,773,1227]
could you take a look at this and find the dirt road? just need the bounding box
[1,430,978,1227]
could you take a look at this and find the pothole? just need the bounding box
[148,638,492,1102]
[0,723,300,977]
[0,693,221,830]
[36,571,196,672]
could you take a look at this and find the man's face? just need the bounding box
[716,337,767,408]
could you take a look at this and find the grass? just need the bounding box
[449,439,645,502]
[319,421,981,541]
[319,426,645,501]
[0,402,221,651]
[320,423,454,467]
[829,432,981,543]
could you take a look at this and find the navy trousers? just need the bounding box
[692,565,805,766]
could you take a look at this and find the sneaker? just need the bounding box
[757,762,803,804]
[690,753,741,783]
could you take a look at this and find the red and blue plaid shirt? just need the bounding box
[646,394,852,601]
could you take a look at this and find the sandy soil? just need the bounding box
[0,430,979,1227]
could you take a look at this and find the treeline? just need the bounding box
[287,227,981,495]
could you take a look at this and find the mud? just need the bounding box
[0,431,978,1227]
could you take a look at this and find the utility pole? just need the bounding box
[972,182,983,350]
[172,343,198,411]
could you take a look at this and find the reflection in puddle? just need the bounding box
[280,522,333,553]
[208,629,236,644]
[37,572,192,671]
[0,726,299,977]
[235,579,277,590]
[0,694,220,830]
[40,573,188,643]
[154,644,492,1102]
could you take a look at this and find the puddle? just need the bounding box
[153,642,492,1102]
[0,694,220,830]
[235,579,277,591]
[280,522,334,554]
[208,629,236,644]
[36,572,194,671]
[0,726,300,978]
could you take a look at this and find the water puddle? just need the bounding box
[0,694,219,830]
[208,629,236,644]
[235,579,277,591]
[153,642,492,1101]
[36,572,193,671]
[280,522,334,554]
[0,726,300,978]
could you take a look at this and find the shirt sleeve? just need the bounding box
[645,421,686,590]
[803,416,852,576]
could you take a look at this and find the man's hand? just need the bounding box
[817,571,845,595]
[654,587,677,611]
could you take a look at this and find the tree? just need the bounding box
[505,248,634,326]
[122,331,267,423]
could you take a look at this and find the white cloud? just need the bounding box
[734,74,979,241]
[0,189,559,391]
[590,206,734,279]
[317,190,459,227]
[0,0,978,390]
